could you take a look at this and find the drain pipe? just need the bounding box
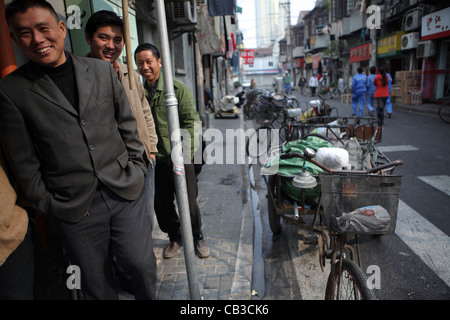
[154,0,202,300]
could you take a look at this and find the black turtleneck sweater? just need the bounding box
[38,53,79,110]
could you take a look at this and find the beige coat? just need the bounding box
[117,62,158,158]
[0,151,28,267]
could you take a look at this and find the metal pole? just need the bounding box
[122,0,135,90]
[154,0,202,300]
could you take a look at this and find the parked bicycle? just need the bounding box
[264,147,403,300]
[243,89,298,121]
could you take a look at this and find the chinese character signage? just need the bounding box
[240,49,255,64]
[421,7,450,41]
[377,31,404,58]
[350,43,371,63]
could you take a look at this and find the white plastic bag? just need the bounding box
[335,205,391,233]
[316,147,350,170]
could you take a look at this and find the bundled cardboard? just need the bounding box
[395,70,422,105]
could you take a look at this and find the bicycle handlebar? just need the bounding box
[279,152,403,175]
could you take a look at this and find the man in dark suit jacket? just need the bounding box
[0,0,156,299]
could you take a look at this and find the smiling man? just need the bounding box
[134,43,209,259]
[84,10,158,220]
[0,0,156,299]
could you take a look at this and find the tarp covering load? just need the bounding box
[263,136,334,201]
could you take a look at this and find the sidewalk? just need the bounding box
[393,102,442,116]
[150,111,254,300]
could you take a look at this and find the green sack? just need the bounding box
[264,136,334,202]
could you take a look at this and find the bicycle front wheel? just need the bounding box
[325,259,375,300]
[246,126,273,159]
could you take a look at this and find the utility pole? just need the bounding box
[280,1,295,88]
[154,0,202,300]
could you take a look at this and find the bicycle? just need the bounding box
[438,102,450,124]
[301,94,339,122]
[245,107,301,159]
[264,148,403,300]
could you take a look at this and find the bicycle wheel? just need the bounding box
[280,123,301,142]
[328,106,339,118]
[325,259,375,300]
[267,175,281,234]
[439,104,450,124]
[246,126,272,158]
[287,97,299,109]
[244,102,255,119]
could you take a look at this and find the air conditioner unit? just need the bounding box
[417,41,436,58]
[403,8,423,32]
[401,32,419,50]
[169,0,197,25]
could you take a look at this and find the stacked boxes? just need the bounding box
[394,70,422,105]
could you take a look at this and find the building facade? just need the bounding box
[286,0,450,102]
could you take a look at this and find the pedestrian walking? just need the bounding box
[135,43,210,259]
[298,75,307,96]
[283,71,291,95]
[373,66,390,125]
[351,67,367,116]
[366,66,376,116]
[309,73,319,96]
[386,71,393,118]
[1,0,157,299]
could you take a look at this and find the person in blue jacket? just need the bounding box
[351,67,367,116]
[385,71,393,118]
[366,66,376,116]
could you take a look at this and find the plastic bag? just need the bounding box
[316,147,351,170]
[335,205,391,233]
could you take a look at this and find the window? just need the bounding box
[268,61,273,67]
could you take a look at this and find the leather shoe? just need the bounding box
[195,239,210,258]
[164,241,182,259]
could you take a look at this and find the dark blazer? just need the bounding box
[0,52,146,223]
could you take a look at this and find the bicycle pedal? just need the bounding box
[302,233,318,245]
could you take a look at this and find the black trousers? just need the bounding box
[50,182,157,300]
[154,161,203,243]
[376,97,388,126]
[0,226,34,300]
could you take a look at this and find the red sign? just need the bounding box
[350,43,371,63]
[295,58,304,67]
[312,54,321,69]
[240,49,255,64]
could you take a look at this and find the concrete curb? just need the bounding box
[229,114,254,300]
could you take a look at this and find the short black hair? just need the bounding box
[85,10,124,40]
[5,0,59,26]
[357,67,363,73]
[370,66,376,74]
[134,43,160,61]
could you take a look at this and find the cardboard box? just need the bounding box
[391,85,402,97]
[391,95,402,104]
[410,90,422,105]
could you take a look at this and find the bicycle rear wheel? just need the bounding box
[439,104,450,124]
[267,175,281,234]
[325,259,375,300]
